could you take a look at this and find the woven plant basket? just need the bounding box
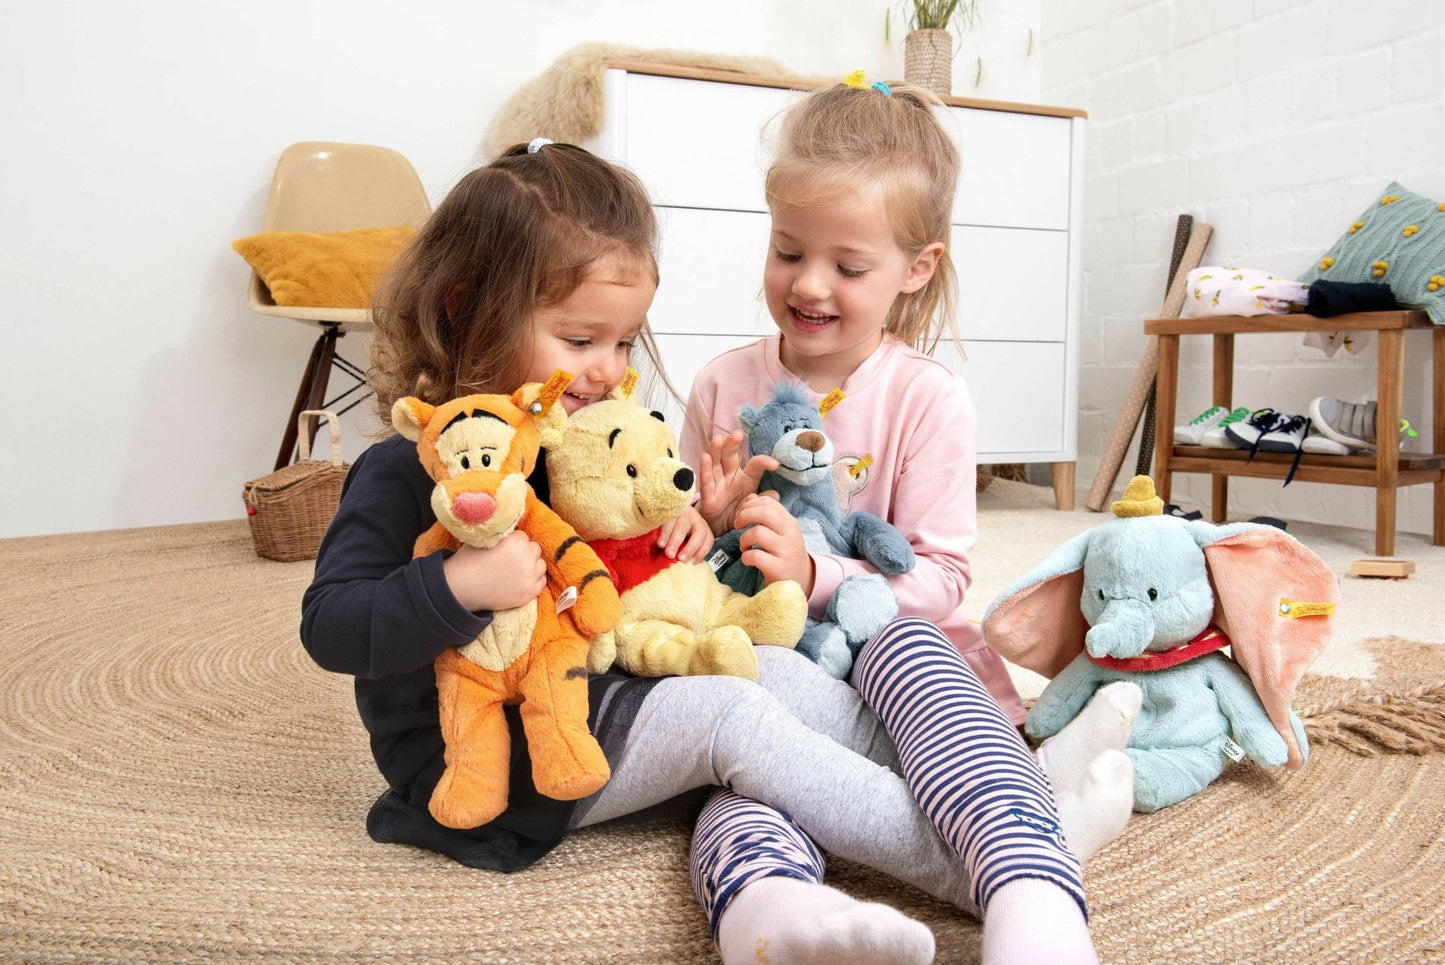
[904,28,953,96]
[242,410,349,562]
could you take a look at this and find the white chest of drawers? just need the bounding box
[590,63,1085,507]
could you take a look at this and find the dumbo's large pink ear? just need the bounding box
[984,570,1089,678]
[1203,528,1338,769]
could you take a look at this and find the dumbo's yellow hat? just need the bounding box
[1112,475,1165,518]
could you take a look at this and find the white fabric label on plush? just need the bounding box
[1182,266,1309,318]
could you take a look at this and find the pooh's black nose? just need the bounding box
[673,467,694,491]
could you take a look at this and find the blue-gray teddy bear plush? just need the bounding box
[711,381,915,678]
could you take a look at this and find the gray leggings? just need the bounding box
[570,646,973,911]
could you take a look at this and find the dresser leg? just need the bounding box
[1050,462,1076,511]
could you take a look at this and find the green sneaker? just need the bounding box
[1197,406,1251,448]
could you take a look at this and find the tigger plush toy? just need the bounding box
[391,384,620,830]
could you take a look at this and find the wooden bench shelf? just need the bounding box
[1144,310,1445,557]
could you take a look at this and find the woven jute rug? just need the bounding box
[2,521,1443,963]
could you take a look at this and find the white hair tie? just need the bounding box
[527,137,553,154]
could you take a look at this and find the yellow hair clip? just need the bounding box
[844,69,867,88]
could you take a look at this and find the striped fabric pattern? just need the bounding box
[691,789,826,937]
[853,618,1087,917]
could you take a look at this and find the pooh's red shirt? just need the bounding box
[587,529,679,594]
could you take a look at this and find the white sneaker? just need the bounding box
[1174,405,1229,445]
[1258,413,1311,453]
[1198,406,1252,448]
[1308,396,1418,451]
[1309,397,1376,448]
[1302,432,1351,455]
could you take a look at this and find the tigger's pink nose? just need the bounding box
[452,492,496,526]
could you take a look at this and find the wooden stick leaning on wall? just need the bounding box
[1134,215,1196,477]
[1084,221,1214,512]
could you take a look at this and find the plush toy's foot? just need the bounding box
[530,726,611,802]
[826,573,897,650]
[429,763,510,830]
[366,790,534,872]
[699,625,761,679]
[1127,744,1224,813]
[797,622,852,679]
[717,877,934,965]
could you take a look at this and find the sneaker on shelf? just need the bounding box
[1301,431,1351,456]
[1174,405,1229,445]
[1224,408,1287,452]
[1308,396,1419,451]
[1309,397,1377,448]
[1257,413,1311,453]
[1198,406,1252,448]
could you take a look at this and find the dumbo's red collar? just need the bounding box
[1086,625,1230,672]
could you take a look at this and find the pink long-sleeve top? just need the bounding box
[681,333,1025,724]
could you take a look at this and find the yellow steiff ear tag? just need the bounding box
[1278,599,1336,619]
[536,369,574,414]
[619,367,640,399]
[848,455,874,479]
[819,388,845,417]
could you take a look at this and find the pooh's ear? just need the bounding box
[512,383,569,450]
[391,397,433,442]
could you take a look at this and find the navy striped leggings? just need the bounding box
[690,618,1084,936]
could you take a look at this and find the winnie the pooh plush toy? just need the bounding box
[392,387,620,830]
[542,396,807,680]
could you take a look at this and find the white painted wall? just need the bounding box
[1041,0,1444,539]
[1,0,1041,539]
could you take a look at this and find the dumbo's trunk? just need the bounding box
[1085,597,1155,659]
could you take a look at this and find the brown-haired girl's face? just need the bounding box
[523,250,657,413]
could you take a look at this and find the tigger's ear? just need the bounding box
[512,383,569,450]
[391,397,433,442]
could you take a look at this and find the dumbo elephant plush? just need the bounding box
[983,476,1338,812]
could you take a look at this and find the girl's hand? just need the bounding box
[657,504,714,563]
[698,429,779,535]
[442,530,547,612]
[732,492,814,594]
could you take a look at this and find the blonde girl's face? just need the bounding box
[764,188,941,386]
[524,251,657,414]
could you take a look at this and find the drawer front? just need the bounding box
[931,339,1066,457]
[612,73,798,213]
[651,207,774,336]
[638,332,762,430]
[949,108,1072,230]
[606,71,1073,233]
[954,226,1069,342]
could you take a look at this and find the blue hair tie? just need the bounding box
[871,81,892,97]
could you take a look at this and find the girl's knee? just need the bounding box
[855,617,953,673]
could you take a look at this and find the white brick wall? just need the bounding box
[1041,0,1445,538]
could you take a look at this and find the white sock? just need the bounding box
[1035,681,1141,862]
[716,876,935,965]
[982,877,1097,965]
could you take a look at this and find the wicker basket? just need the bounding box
[242,410,349,562]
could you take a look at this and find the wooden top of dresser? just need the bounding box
[606,60,1088,119]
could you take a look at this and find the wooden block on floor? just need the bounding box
[1349,557,1416,579]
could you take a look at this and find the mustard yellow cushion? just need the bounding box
[232,226,415,309]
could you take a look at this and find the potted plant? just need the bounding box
[896,0,979,95]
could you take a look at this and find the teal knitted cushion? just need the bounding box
[1297,182,1445,325]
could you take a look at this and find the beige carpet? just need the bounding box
[2,499,1443,963]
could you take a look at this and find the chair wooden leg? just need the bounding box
[275,326,338,470]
